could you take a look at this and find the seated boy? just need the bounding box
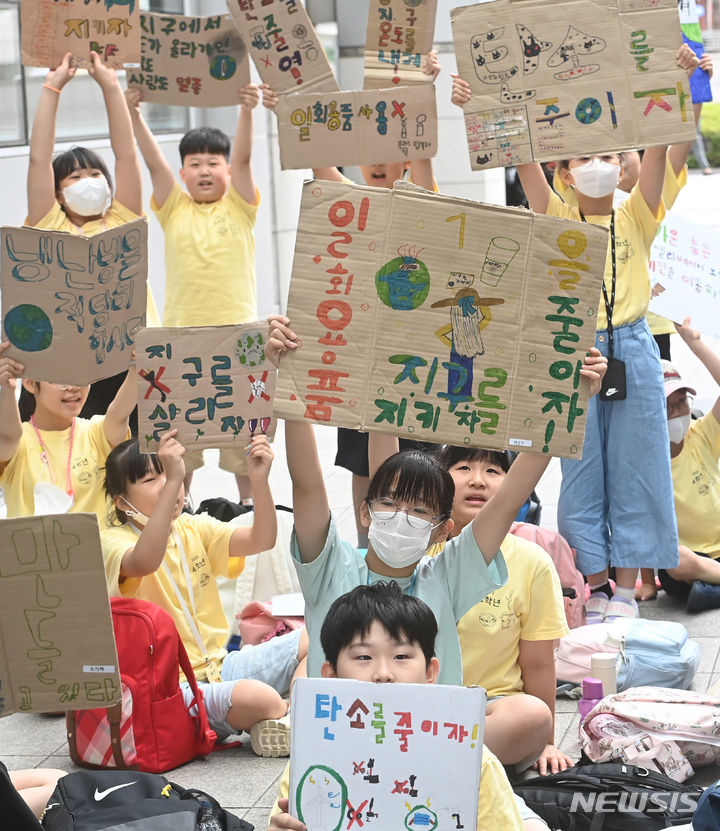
[124,85,262,502]
[268,583,549,830]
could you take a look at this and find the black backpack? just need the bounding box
[512,762,704,830]
[41,770,254,831]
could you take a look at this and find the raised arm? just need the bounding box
[667,44,704,176]
[124,87,175,208]
[103,357,137,448]
[231,84,260,205]
[637,145,668,216]
[470,349,607,558]
[675,317,720,423]
[266,316,330,562]
[27,53,76,226]
[229,435,278,556]
[119,430,185,578]
[0,343,24,464]
[88,52,142,215]
[368,431,400,478]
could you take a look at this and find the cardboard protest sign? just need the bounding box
[126,13,250,106]
[135,323,276,452]
[0,513,120,717]
[275,179,608,458]
[275,85,438,170]
[1,221,147,386]
[21,0,140,69]
[226,0,338,94]
[364,0,438,89]
[678,0,712,104]
[451,0,696,171]
[289,678,486,830]
[649,212,720,339]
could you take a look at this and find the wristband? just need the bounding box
[42,83,62,94]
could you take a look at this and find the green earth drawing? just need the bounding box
[375,255,430,310]
[4,304,53,352]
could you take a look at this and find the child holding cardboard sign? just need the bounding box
[101,430,308,757]
[451,44,698,625]
[124,84,262,504]
[265,315,606,686]
[0,342,136,521]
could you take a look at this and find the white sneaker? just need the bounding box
[250,714,291,758]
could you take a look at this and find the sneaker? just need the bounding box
[585,591,610,624]
[250,714,291,757]
[604,595,639,621]
[686,580,720,614]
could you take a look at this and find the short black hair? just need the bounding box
[179,127,231,162]
[104,439,163,524]
[52,147,113,195]
[320,582,438,670]
[436,444,511,473]
[367,450,454,519]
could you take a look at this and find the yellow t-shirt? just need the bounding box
[647,162,688,337]
[101,512,243,680]
[152,182,259,327]
[29,200,160,326]
[0,416,115,523]
[671,412,720,558]
[271,746,524,831]
[456,534,568,696]
[547,185,664,329]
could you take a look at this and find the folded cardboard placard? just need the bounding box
[21,0,140,69]
[276,84,438,169]
[127,13,250,106]
[1,220,147,385]
[0,513,120,717]
[226,0,338,94]
[136,322,276,452]
[451,0,697,170]
[289,678,486,829]
[363,0,438,89]
[275,179,608,458]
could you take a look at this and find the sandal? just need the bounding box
[585,591,610,624]
[604,595,639,621]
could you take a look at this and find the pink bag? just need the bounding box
[237,600,304,645]
[510,522,586,628]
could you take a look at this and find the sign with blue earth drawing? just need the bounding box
[135,323,276,453]
[289,678,486,831]
[274,179,608,458]
[451,0,697,170]
[1,221,147,386]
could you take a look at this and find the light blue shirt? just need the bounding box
[292,515,507,685]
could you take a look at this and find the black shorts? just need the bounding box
[334,427,439,477]
[658,550,711,599]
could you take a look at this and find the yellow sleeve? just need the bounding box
[476,749,524,830]
[546,189,581,221]
[269,761,290,818]
[101,525,143,597]
[151,181,184,227]
[516,540,570,641]
[192,514,244,579]
[661,158,687,212]
[622,184,665,250]
[228,183,261,220]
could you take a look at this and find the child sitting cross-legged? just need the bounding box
[268,582,550,831]
[100,429,308,757]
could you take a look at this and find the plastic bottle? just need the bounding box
[577,677,603,720]
[591,652,618,696]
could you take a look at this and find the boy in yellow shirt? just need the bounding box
[125,85,262,501]
[267,583,546,831]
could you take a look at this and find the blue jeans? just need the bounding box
[558,318,678,576]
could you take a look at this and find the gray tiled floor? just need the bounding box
[2,171,720,824]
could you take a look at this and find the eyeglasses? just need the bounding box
[667,394,693,419]
[368,497,446,530]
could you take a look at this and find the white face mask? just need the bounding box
[33,482,73,515]
[120,497,151,525]
[668,413,691,445]
[570,158,620,199]
[63,177,112,217]
[368,512,433,569]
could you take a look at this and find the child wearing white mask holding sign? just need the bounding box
[266,317,607,685]
[451,45,698,625]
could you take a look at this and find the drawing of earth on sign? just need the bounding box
[375,244,430,310]
[295,764,347,831]
[3,304,53,352]
[235,330,266,367]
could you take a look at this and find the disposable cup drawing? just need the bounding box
[480,236,520,286]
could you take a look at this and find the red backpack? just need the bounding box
[510,522,586,629]
[67,597,218,773]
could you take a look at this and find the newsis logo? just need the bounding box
[569,791,700,814]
